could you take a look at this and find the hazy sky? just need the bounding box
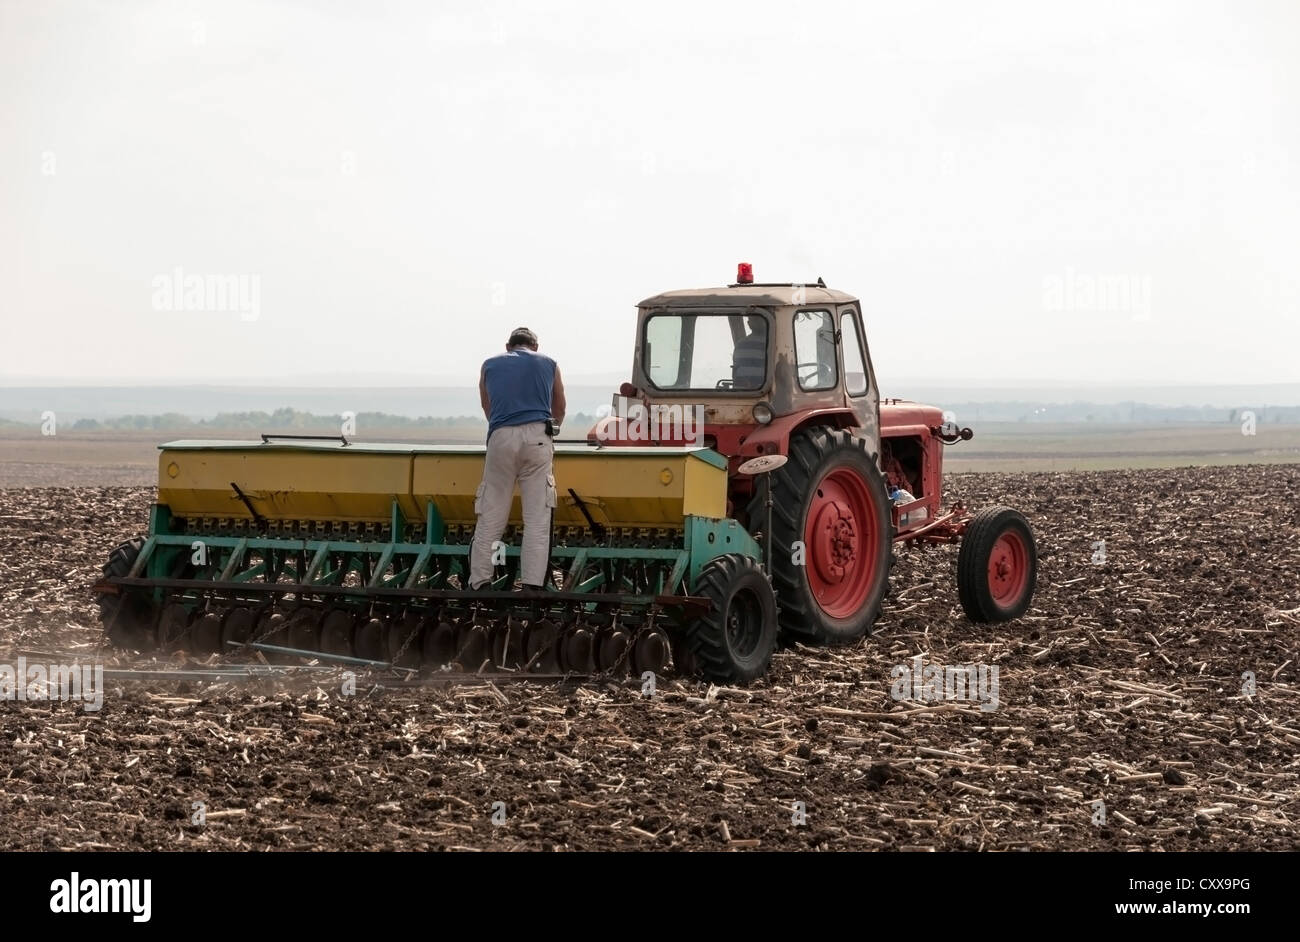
[2,0,1297,388]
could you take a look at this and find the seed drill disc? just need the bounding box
[319,610,355,656]
[387,614,423,669]
[524,620,560,673]
[354,617,386,662]
[221,607,255,650]
[256,609,292,662]
[287,609,322,653]
[493,621,526,670]
[598,629,630,674]
[156,603,192,653]
[190,612,224,655]
[457,625,490,672]
[256,608,287,641]
[423,621,459,669]
[631,630,670,675]
[560,627,595,673]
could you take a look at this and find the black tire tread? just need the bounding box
[684,554,778,684]
[745,427,892,643]
[957,505,1037,622]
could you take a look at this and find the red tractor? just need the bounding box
[590,263,1038,648]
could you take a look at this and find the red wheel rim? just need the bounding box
[987,529,1029,609]
[803,467,880,618]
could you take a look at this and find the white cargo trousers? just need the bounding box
[468,421,556,588]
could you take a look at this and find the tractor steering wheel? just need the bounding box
[797,362,822,386]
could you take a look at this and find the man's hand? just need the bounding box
[479,365,490,420]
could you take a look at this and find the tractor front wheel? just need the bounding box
[684,554,778,684]
[957,506,1037,622]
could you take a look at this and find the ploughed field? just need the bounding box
[0,465,1297,851]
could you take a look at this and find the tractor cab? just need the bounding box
[591,264,881,471]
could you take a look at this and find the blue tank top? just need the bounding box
[483,349,556,437]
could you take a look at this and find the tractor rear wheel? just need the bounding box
[957,506,1037,622]
[98,537,157,649]
[684,554,778,684]
[748,427,892,643]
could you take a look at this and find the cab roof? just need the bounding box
[638,284,859,309]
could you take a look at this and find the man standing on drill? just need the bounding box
[468,327,567,592]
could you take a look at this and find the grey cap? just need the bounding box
[508,326,538,347]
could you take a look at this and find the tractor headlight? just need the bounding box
[752,402,773,425]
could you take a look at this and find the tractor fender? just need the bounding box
[738,407,862,458]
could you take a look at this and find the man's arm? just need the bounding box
[551,366,566,427]
[479,364,490,421]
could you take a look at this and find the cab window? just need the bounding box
[793,309,837,391]
[644,313,768,390]
[840,310,869,397]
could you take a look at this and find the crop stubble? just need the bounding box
[0,466,1297,851]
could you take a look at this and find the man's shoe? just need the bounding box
[517,584,544,593]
